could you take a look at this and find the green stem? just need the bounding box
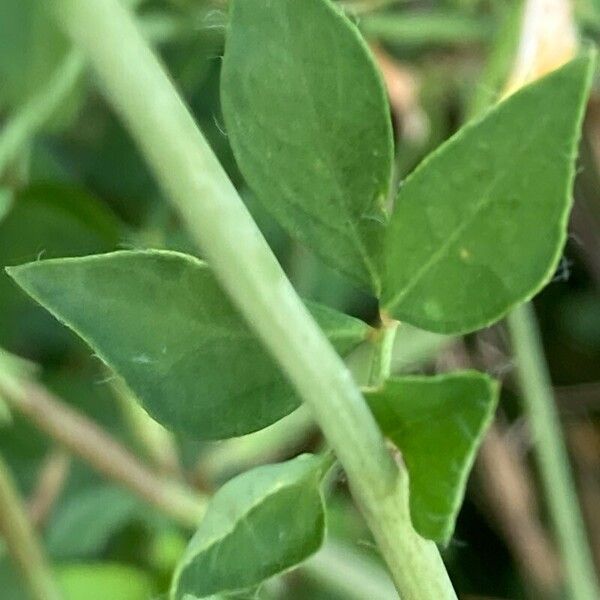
[0,51,84,177]
[111,378,182,477]
[507,302,599,600]
[0,5,199,182]
[50,1,456,597]
[368,319,399,387]
[0,454,62,600]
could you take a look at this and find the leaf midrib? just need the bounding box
[176,468,319,596]
[384,111,552,312]
[279,0,385,291]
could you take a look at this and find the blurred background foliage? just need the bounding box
[1,0,600,598]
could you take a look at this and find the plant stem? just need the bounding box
[27,449,71,528]
[0,367,206,529]
[111,379,182,477]
[50,1,456,596]
[507,302,600,600]
[0,454,62,600]
[368,319,399,387]
[0,51,84,177]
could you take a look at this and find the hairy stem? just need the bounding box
[50,0,455,596]
[507,303,600,600]
[0,454,62,600]
[0,369,206,529]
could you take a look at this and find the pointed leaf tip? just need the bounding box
[171,455,326,599]
[7,251,370,439]
[382,53,595,334]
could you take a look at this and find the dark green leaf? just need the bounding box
[366,372,498,543]
[7,250,370,439]
[382,53,595,334]
[171,455,326,599]
[221,0,393,293]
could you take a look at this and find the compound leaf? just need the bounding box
[171,455,326,599]
[382,53,595,334]
[366,372,498,544]
[221,0,393,293]
[7,250,369,439]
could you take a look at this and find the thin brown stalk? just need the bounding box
[475,423,561,596]
[0,454,62,600]
[27,449,71,528]
[0,375,206,529]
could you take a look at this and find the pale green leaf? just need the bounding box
[467,1,525,118]
[361,11,491,49]
[171,455,326,599]
[221,0,393,293]
[382,53,596,334]
[366,372,498,544]
[57,563,154,600]
[7,250,370,439]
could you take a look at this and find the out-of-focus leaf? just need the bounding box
[7,250,370,439]
[0,52,84,176]
[381,53,595,334]
[57,563,154,600]
[46,486,143,559]
[361,11,491,49]
[0,0,68,112]
[366,372,498,543]
[0,188,13,222]
[0,557,28,600]
[221,0,393,293]
[171,455,326,599]
[391,324,453,373]
[468,1,525,117]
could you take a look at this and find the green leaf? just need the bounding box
[0,0,69,113]
[57,563,154,600]
[381,53,596,334]
[467,1,525,118]
[221,0,393,293]
[0,183,121,354]
[171,455,326,599]
[46,486,143,559]
[366,372,498,544]
[361,11,491,50]
[7,250,369,439]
